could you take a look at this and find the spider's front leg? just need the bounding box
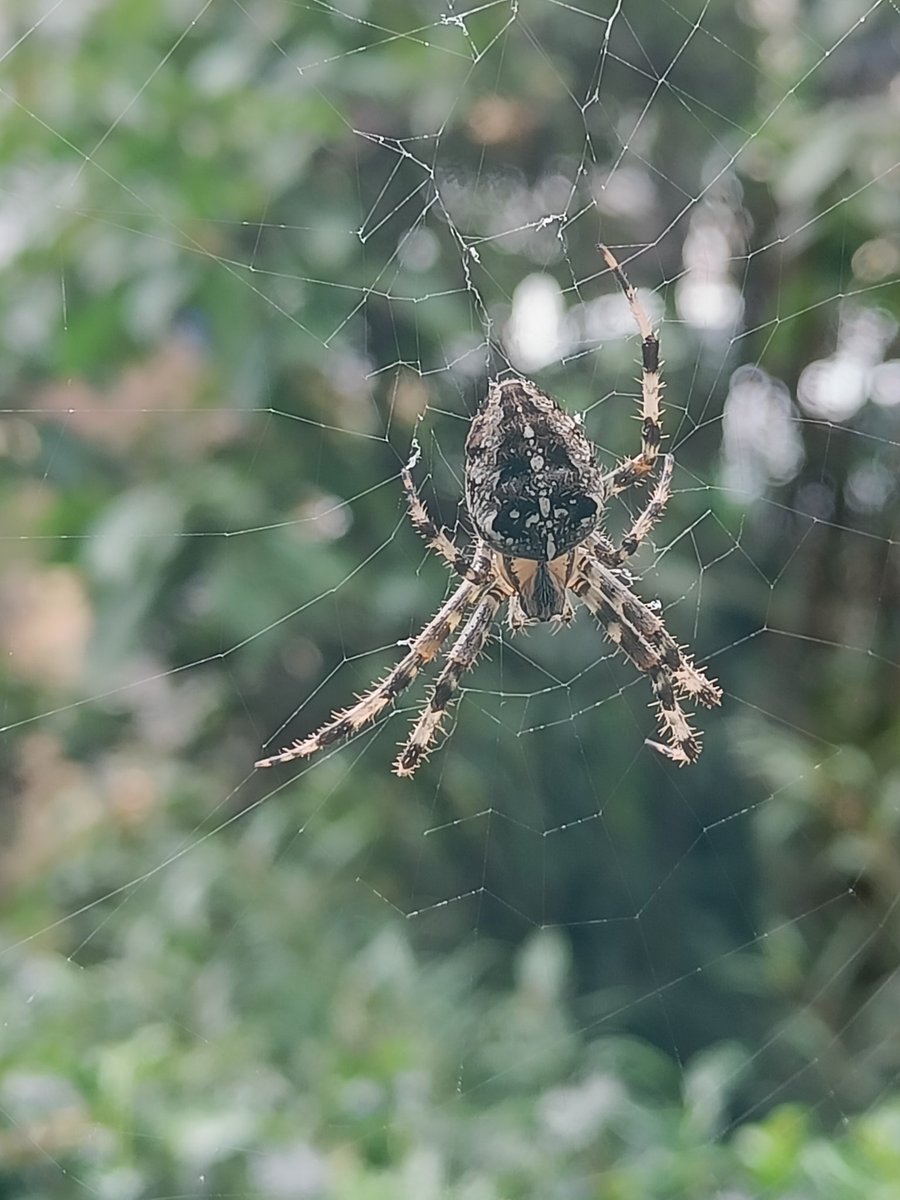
[598,243,664,497]
[580,584,701,763]
[573,556,721,764]
[580,557,721,707]
[395,586,504,776]
[255,558,490,769]
[401,439,491,586]
[592,454,674,569]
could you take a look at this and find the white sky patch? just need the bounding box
[797,356,869,422]
[676,275,744,332]
[592,163,658,221]
[845,461,894,515]
[397,227,439,272]
[797,304,899,421]
[721,365,804,499]
[505,272,569,372]
[677,194,745,335]
[870,361,900,407]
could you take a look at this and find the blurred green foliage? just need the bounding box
[2,0,900,1195]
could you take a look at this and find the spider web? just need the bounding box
[2,0,900,1194]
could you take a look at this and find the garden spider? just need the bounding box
[256,245,722,777]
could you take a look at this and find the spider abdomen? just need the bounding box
[488,486,598,561]
[465,376,604,562]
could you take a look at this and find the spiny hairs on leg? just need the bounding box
[255,575,485,769]
[645,667,702,765]
[587,454,674,574]
[575,579,704,765]
[401,437,490,586]
[574,544,721,763]
[579,558,722,708]
[612,453,673,564]
[598,242,663,490]
[394,591,502,777]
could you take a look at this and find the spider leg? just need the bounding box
[598,243,663,497]
[573,556,721,764]
[255,568,489,769]
[594,453,673,568]
[402,440,491,585]
[394,588,504,777]
[578,557,721,706]
[574,575,703,764]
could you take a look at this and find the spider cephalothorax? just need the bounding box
[256,245,722,778]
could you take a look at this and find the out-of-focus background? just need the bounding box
[2,1,900,1196]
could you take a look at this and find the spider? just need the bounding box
[256,245,722,777]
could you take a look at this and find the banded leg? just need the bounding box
[402,440,490,585]
[598,243,663,496]
[577,557,721,707]
[395,588,504,777]
[576,581,702,764]
[256,567,489,769]
[594,454,673,568]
